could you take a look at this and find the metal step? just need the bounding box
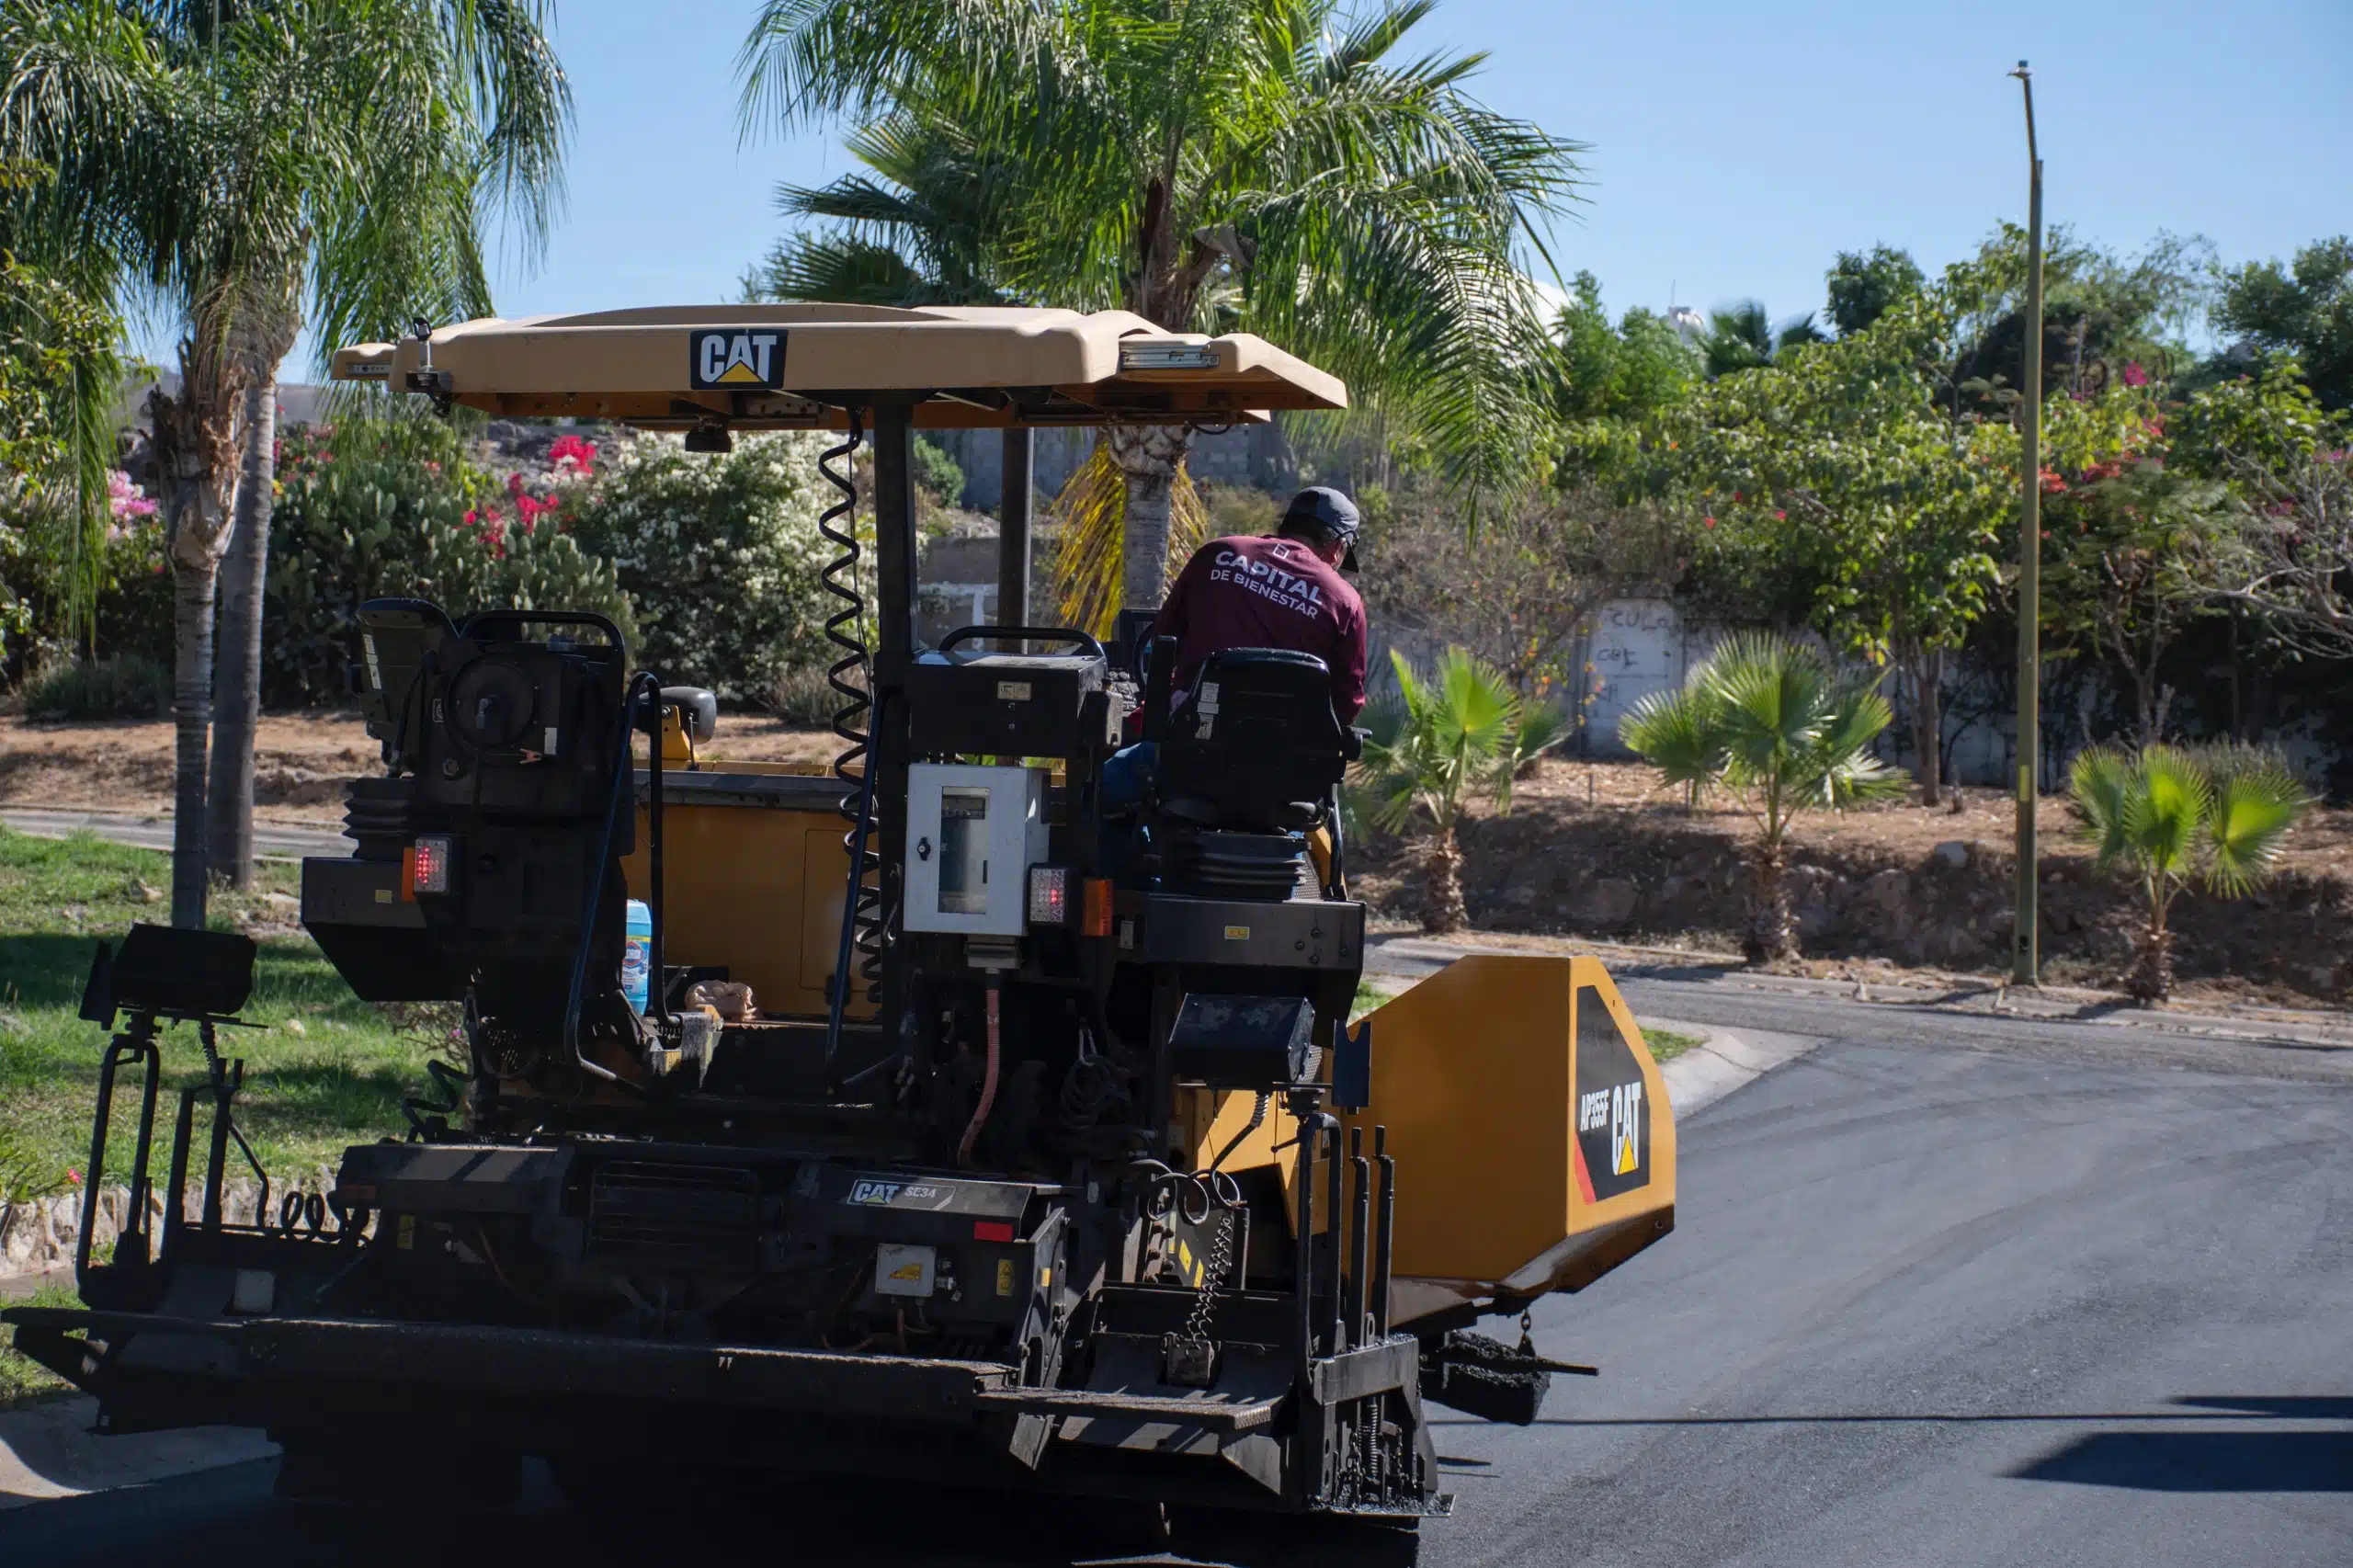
[973,1385,1282,1433]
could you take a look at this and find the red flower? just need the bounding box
[548,434,597,473]
[1702,516,1717,529]
[506,471,526,500]
[1774,509,1787,520]
[2039,470,2068,495]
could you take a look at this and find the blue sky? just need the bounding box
[209,0,2353,377]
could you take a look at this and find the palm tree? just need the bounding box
[1702,299,1825,379]
[738,0,1582,617]
[1620,633,1906,962]
[1356,646,1561,933]
[3,0,570,924]
[2068,744,2308,1004]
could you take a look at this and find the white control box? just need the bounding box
[904,764,1050,936]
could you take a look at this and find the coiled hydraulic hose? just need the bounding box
[817,414,885,1006]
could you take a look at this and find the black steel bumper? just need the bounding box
[0,1305,1392,1511]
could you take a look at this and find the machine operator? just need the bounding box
[1103,485,1368,806]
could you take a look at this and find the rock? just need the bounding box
[281,1016,308,1036]
[1573,878,1639,928]
[1855,869,1915,938]
[1932,840,1971,869]
[0,1012,25,1036]
[265,891,301,912]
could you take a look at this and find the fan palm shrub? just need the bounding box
[2068,744,2309,1004]
[1356,647,1563,934]
[1620,633,1906,962]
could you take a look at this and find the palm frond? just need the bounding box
[2120,745,2210,885]
[2195,744,2308,895]
[2068,745,2136,869]
[1048,438,1207,639]
[1618,686,1722,790]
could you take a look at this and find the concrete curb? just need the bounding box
[0,1397,275,1510]
[1365,935,2353,1052]
[1647,1017,1823,1120]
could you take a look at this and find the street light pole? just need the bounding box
[2011,61,2044,986]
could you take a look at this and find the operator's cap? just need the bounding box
[1283,485,1360,572]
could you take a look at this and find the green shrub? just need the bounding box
[264,416,637,704]
[563,433,839,702]
[914,436,965,509]
[21,653,169,719]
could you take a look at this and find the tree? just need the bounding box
[2040,421,2228,745]
[738,0,1581,615]
[3,0,571,923]
[2167,363,2353,661]
[1662,298,2011,802]
[1550,270,1698,422]
[1825,244,1922,337]
[2068,744,2307,1003]
[1356,646,1561,933]
[2212,237,2352,413]
[1361,475,1677,701]
[1620,633,1906,962]
[1701,300,1824,380]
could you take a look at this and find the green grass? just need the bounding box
[0,1281,79,1410]
[0,827,445,1206]
[1641,1027,1703,1063]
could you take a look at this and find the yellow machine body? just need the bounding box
[1184,954,1676,1324]
[618,769,874,1021]
[624,755,1671,1324]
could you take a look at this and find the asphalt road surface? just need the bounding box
[6,1011,2347,1566]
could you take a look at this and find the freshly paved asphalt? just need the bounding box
[5,1000,2348,1563]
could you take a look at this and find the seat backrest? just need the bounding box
[1158,648,1348,829]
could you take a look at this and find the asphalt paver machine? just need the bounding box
[6,306,1677,1549]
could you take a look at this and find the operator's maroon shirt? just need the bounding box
[1150,534,1368,722]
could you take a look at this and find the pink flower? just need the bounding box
[107,470,157,519]
[66,1167,82,1186]
[2122,361,2149,387]
[1774,509,1787,520]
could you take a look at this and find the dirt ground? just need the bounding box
[6,712,2347,1009]
[0,709,839,823]
[1351,756,2353,1010]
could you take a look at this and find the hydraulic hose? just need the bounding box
[957,978,1003,1168]
[816,414,885,1006]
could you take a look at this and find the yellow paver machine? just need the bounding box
[7,306,1673,1551]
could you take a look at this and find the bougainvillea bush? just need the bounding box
[262,416,636,704]
[561,431,839,701]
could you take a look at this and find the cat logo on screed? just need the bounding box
[688,329,785,390]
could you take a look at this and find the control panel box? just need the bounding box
[907,650,1110,757]
[904,764,1050,936]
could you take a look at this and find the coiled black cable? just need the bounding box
[817,413,885,1004]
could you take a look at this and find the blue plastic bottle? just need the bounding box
[622,899,653,1015]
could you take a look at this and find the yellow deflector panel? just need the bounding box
[1342,955,1676,1324]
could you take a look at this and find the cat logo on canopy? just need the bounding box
[688,329,785,390]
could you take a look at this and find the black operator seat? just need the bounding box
[1157,648,1364,834]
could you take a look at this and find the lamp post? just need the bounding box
[2010,60,2045,986]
